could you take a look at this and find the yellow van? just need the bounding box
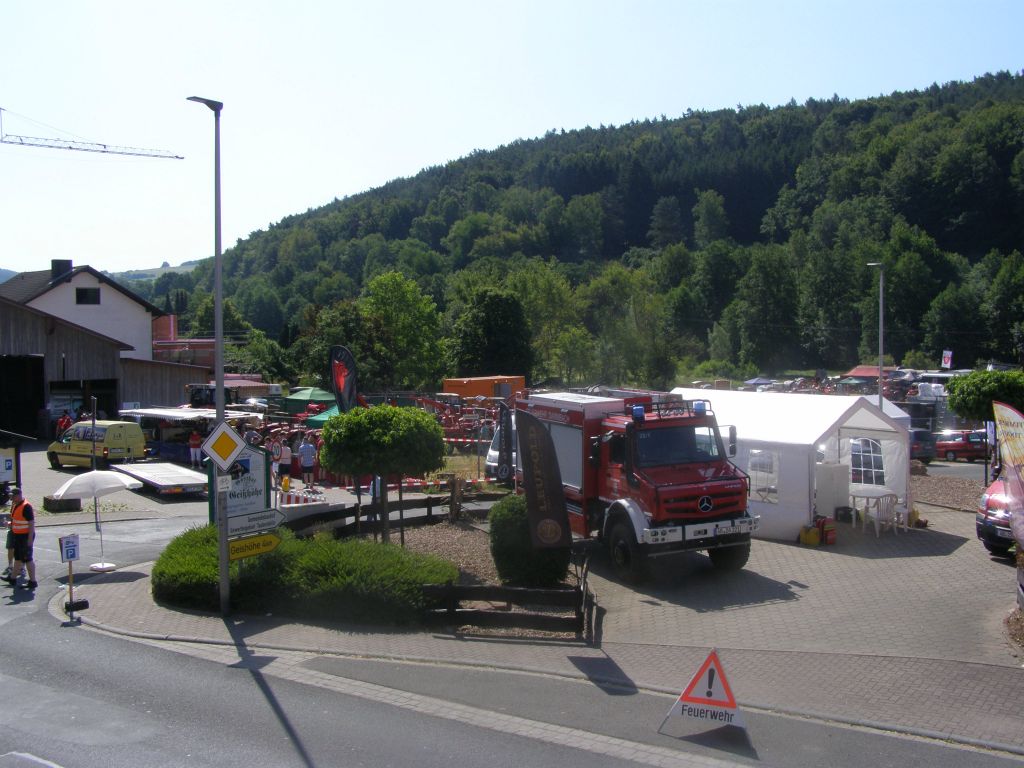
[47,420,147,469]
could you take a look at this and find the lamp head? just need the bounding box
[187,96,223,113]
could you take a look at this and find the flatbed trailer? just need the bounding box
[112,462,208,496]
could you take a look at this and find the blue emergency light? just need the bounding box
[694,401,706,415]
[632,404,645,422]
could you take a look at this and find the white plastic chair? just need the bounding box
[894,497,910,532]
[863,493,900,537]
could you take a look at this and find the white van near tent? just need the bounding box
[671,388,911,541]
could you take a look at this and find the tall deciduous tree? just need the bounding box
[647,196,685,249]
[358,271,443,391]
[692,189,730,248]
[730,244,798,374]
[450,289,533,379]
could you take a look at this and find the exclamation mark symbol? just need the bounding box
[706,668,715,697]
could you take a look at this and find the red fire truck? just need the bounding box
[515,391,755,581]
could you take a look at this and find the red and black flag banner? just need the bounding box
[515,410,571,549]
[329,345,358,413]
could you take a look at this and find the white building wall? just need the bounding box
[28,273,152,360]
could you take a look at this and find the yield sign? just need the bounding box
[661,649,746,730]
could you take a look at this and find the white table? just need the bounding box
[849,486,897,528]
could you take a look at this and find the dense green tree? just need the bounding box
[225,329,294,383]
[947,370,1024,420]
[288,300,367,388]
[505,260,577,381]
[358,271,443,390]
[692,189,730,248]
[191,296,253,340]
[982,251,1024,363]
[449,289,533,379]
[730,244,799,373]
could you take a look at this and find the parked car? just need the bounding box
[934,429,990,462]
[909,428,936,464]
[976,477,1016,558]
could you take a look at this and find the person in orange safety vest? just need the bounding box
[2,488,37,590]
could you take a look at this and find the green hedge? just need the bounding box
[152,525,458,625]
[488,494,570,587]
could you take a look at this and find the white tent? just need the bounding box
[671,388,911,540]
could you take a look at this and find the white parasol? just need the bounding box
[51,470,142,571]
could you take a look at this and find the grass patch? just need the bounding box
[152,525,458,625]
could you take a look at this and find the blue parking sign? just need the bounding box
[59,534,80,563]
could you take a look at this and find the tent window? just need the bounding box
[748,449,779,503]
[850,437,885,485]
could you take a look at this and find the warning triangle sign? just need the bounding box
[663,649,746,730]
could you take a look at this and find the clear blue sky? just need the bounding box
[1,0,1021,274]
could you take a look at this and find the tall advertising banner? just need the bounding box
[515,410,572,549]
[497,402,513,484]
[991,401,1024,609]
[329,345,358,413]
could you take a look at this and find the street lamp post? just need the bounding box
[188,96,229,615]
[867,262,884,410]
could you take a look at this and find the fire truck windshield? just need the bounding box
[634,425,721,466]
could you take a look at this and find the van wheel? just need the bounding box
[708,543,750,571]
[608,522,646,583]
[95,457,109,470]
[47,452,61,469]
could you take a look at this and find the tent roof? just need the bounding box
[305,404,338,426]
[671,388,906,447]
[843,365,899,378]
[283,387,335,402]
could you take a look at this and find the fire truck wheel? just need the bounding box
[608,521,646,583]
[708,543,750,571]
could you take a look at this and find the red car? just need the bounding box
[976,477,1016,558]
[934,430,990,462]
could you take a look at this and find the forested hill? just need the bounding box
[139,71,1024,390]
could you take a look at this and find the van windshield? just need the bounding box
[634,425,721,467]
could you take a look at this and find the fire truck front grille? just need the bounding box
[661,489,745,518]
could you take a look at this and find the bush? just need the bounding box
[152,525,458,625]
[488,494,570,587]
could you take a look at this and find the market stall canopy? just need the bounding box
[118,407,265,424]
[305,404,339,427]
[282,387,337,415]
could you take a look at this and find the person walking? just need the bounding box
[278,439,292,491]
[188,429,203,468]
[56,410,73,435]
[3,510,12,578]
[297,433,317,488]
[2,488,37,590]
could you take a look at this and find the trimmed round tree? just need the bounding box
[320,405,445,543]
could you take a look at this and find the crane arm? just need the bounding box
[0,108,183,159]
